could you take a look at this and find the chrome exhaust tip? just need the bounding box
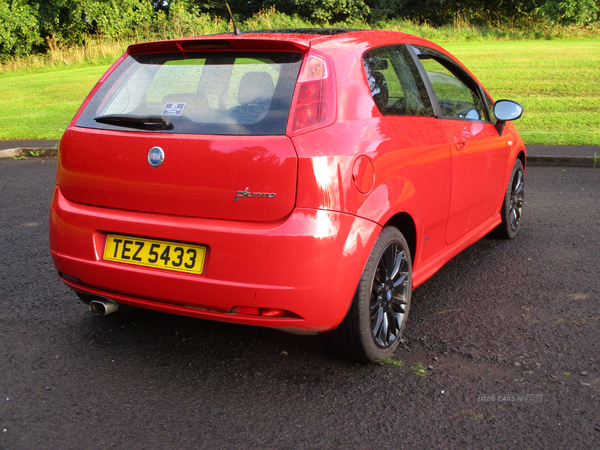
[89,298,119,316]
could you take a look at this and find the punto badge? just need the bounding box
[147,147,165,167]
[234,187,277,202]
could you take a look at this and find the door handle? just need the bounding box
[456,141,466,151]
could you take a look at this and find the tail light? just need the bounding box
[288,51,336,136]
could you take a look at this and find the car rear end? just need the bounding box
[50,33,380,333]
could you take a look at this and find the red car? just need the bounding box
[50,29,525,362]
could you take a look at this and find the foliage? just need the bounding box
[538,0,599,25]
[294,0,371,24]
[411,362,428,376]
[35,0,156,45]
[0,0,43,57]
[242,7,310,31]
[366,0,410,22]
[149,3,228,40]
[1,0,600,59]
[381,357,403,366]
[184,0,267,21]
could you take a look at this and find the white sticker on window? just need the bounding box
[162,103,186,116]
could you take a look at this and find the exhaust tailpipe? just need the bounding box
[89,298,119,316]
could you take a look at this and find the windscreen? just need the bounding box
[76,51,304,135]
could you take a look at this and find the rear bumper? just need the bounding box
[50,187,380,333]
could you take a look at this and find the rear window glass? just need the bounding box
[76,51,303,135]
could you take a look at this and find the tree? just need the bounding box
[34,0,154,45]
[183,0,266,21]
[0,0,42,58]
[294,0,370,23]
[365,0,410,22]
[539,0,599,25]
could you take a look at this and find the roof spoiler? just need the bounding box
[128,38,310,54]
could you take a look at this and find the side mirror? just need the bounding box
[494,100,523,121]
[494,99,523,134]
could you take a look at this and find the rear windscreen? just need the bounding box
[76,51,304,135]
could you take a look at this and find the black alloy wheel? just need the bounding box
[331,226,412,363]
[497,159,524,239]
[370,239,410,348]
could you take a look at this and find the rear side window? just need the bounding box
[76,52,303,135]
[362,45,433,117]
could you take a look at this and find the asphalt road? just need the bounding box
[1,157,599,449]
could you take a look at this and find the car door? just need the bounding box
[362,44,452,265]
[411,45,509,245]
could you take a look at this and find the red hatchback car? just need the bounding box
[50,29,525,362]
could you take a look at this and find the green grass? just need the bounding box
[1,39,599,145]
[0,65,109,140]
[411,362,429,376]
[381,357,403,367]
[444,39,600,145]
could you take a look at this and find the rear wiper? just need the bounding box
[94,115,174,131]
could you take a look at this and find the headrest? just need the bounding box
[238,72,275,105]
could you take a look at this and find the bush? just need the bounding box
[0,0,43,59]
[538,0,599,25]
[36,0,155,46]
[294,0,371,24]
[243,7,312,30]
[1,0,599,61]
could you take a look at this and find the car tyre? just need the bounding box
[331,226,412,363]
[496,159,524,239]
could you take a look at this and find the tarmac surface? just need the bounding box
[0,140,598,167]
[1,158,599,449]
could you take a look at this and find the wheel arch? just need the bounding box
[517,149,526,170]
[383,212,417,265]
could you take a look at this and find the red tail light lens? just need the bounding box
[230,306,302,319]
[289,52,336,136]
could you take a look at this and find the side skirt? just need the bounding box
[412,213,502,289]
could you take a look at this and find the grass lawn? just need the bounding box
[0,65,109,140]
[445,39,600,146]
[1,39,599,145]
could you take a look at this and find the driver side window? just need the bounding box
[419,58,485,120]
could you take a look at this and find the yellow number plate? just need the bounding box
[103,234,206,275]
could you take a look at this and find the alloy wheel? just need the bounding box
[510,168,524,231]
[370,242,410,348]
